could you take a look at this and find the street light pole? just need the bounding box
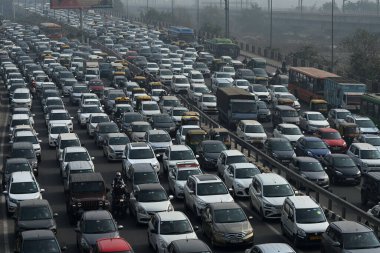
[196,0,200,35]
[331,0,334,72]
[171,0,174,20]
[269,0,272,48]
[224,0,229,38]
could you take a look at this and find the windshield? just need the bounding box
[99,124,119,133]
[253,85,268,92]
[50,113,70,120]
[245,125,264,133]
[153,115,173,124]
[337,111,350,119]
[202,96,216,102]
[160,70,172,75]
[134,172,158,185]
[60,139,80,149]
[149,134,171,142]
[272,141,293,151]
[175,78,188,84]
[11,148,35,158]
[22,239,60,253]
[216,73,230,78]
[203,143,226,153]
[171,150,195,160]
[342,232,380,250]
[14,135,38,144]
[84,219,116,234]
[131,124,151,132]
[160,220,193,235]
[65,152,90,162]
[226,155,248,165]
[163,99,180,107]
[73,86,88,93]
[361,150,380,159]
[20,206,52,220]
[10,182,38,194]
[274,86,288,92]
[321,131,341,140]
[177,169,201,181]
[123,114,143,123]
[82,107,101,113]
[357,119,376,128]
[72,181,105,193]
[6,162,30,174]
[263,184,293,197]
[173,109,188,116]
[235,167,260,178]
[51,126,69,134]
[129,148,154,159]
[109,137,129,145]
[92,116,110,123]
[13,92,30,99]
[305,140,327,149]
[137,189,167,202]
[231,101,257,113]
[308,114,325,120]
[214,208,246,223]
[295,207,326,223]
[333,157,356,167]
[280,110,298,117]
[194,87,210,93]
[300,162,324,172]
[197,182,228,196]
[142,103,159,111]
[367,138,380,146]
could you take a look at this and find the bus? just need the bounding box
[288,67,339,103]
[167,26,195,43]
[360,93,380,124]
[204,38,240,59]
[39,23,63,39]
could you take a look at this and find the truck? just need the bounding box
[324,77,366,111]
[216,87,257,128]
[247,57,266,69]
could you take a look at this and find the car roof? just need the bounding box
[275,105,295,111]
[64,146,87,153]
[231,163,258,169]
[12,141,33,149]
[11,171,35,182]
[130,163,154,172]
[318,128,338,133]
[67,161,93,170]
[104,133,127,138]
[221,149,244,156]
[209,202,241,210]
[240,120,261,125]
[6,158,29,164]
[70,172,104,183]
[351,143,377,150]
[351,114,370,120]
[170,144,191,151]
[170,239,210,252]
[287,196,319,209]
[137,183,163,191]
[147,129,167,135]
[131,121,150,125]
[83,210,112,220]
[304,111,323,115]
[278,123,299,128]
[255,243,295,252]
[19,199,50,208]
[255,173,289,185]
[128,142,150,149]
[12,114,29,119]
[331,108,350,112]
[21,229,56,240]
[193,174,221,183]
[59,133,78,140]
[294,156,320,163]
[15,131,35,137]
[331,221,372,233]
[157,211,187,221]
[96,238,132,252]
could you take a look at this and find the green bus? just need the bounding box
[204,38,240,59]
[360,93,380,124]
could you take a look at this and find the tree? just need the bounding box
[291,44,319,62]
[320,1,340,13]
[342,29,380,80]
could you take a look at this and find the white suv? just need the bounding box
[122,142,160,175]
[216,150,249,177]
[162,145,199,173]
[183,174,234,216]
[188,70,205,84]
[171,74,190,93]
[3,171,44,214]
[249,173,295,219]
[236,120,267,144]
[280,196,329,247]
[347,143,380,173]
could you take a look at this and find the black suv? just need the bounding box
[361,172,380,206]
[65,173,109,224]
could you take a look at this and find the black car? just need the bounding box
[322,154,361,185]
[94,122,120,147]
[14,199,58,236]
[361,172,380,206]
[150,114,176,137]
[120,112,144,133]
[15,229,66,253]
[124,163,159,192]
[196,140,227,169]
[167,239,212,253]
[264,138,295,164]
[2,158,33,190]
[235,68,255,83]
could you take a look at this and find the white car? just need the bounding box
[171,75,190,93]
[11,88,32,108]
[122,142,160,175]
[236,120,267,144]
[158,69,174,85]
[48,123,70,147]
[129,184,174,224]
[86,113,110,137]
[211,72,234,87]
[187,83,210,102]
[188,70,205,84]
[139,101,161,119]
[77,104,103,127]
[233,79,250,91]
[170,62,184,75]
[147,211,198,253]
[183,174,234,216]
[145,62,159,75]
[47,109,74,132]
[59,146,94,178]
[3,171,44,214]
[197,94,217,113]
[299,111,330,133]
[168,163,202,199]
[273,123,304,145]
[223,163,261,198]
[216,150,248,177]
[162,145,199,173]
[249,173,295,219]
[220,65,235,78]
[248,84,271,102]
[55,133,81,161]
[10,130,42,161]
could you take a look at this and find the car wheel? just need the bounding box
[231,187,236,198]
[361,192,368,206]
[293,234,300,248]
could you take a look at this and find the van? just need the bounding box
[272,105,299,127]
[280,196,329,247]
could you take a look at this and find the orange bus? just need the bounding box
[288,67,339,103]
[39,23,63,39]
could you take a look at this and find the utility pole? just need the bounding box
[146,0,148,12]
[196,0,200,35]
[126,0,129,19]
[269,0,272,48]
[171,0,174,20]
[377,0,379,16]
[331,0,334,72]
[224,0,229,38]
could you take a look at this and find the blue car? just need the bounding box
[294,136,331,160]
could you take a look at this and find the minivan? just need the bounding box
[272,105,299,127]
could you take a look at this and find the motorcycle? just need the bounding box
[111,183,128,217]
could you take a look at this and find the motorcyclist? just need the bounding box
[111,172,127,215]
[112,172,125,190]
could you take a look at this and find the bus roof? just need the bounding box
[208,38,235,44]
[361,93,380,103]
[289,67,339,79]
[326,76,365,86]
[168,26,194,34]
[40,22,61,28]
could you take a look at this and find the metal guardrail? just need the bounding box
[92,41,380,236]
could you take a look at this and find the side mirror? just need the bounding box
[91,157,95,160]
[53,213,59,217]
[169,195,174,200]
[2,191,7,195]
[331,241,341,247]
[40,189,45,193]
[156,154,160,158]
[248,216,253,220]
[117,225,124,230]
[193,225,199,231]
[38,140,42,143]
[228,188,233,193]
[195,154,199,158]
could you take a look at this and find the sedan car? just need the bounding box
[75,210,123,252]
[314,128,347,153]
[294,136,331,160]
[289,157,330,188]
[94,122,120,147]
[321,154,361,185]
[16,230,66,253]
[264,138,295,164]
[299,111,330,133]
[196,140,227,170]
[102,133,130,161]
[223,163,261,198]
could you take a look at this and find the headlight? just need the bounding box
[214,231,225,237]
[236,183,244,188]
[137,206,147,214]
[167,204,174,212]
[297,228,306,237]
[263,201,274,208]
[335,171,343,175]
[307,151,313,156]
[356,170,361,175]
[9,197,18,204]
[80,238,90,249]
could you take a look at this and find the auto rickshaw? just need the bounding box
[114,96,130,105]
[131,87,146,97]
[135,95,152,111]
[276,98,294,107]
[208,127,231,149]
[185,129,207,153]
[310,99,328,116]
[183,111,200,117]
[181,116,200,126]
[112,104,133,122]
[338,122,359,146]
[132,76,148,89]
[147,81,163,93]
[211,59,227,72]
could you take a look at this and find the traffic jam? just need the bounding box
[2,7,380,253]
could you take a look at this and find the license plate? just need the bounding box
[230,239,243,243]
[309,235,321,240]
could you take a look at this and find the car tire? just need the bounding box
[361,192,368,206]
[293,234,300,248]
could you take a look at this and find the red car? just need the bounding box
[93,238,134,253]
[314,128,347,153]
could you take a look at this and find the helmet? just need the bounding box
[116,172,121,178]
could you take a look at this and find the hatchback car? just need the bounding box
[122,142,160,175]
[163,145,199,173]
[2,158,33,190]
[289,157,329,189]
[273,123,303,145]
[345,114,379,135]
[264,138,295,164]
[16,229,65,253]
[294,136,331,160]
[8,142,38,174]
[245,243,295,253]
[322,154,361,185]
[314,128,347,153]
[224,163,261,198]
[299,111,330,133]
[94,122,120,147]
